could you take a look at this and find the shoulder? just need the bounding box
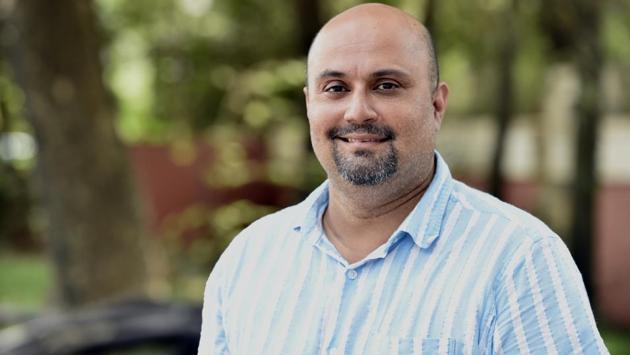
[450,179,555,240]
[230,202,303,244]
[213,201,306,269]
[242,203,303,236]
[447,180,570,278]
[228,182,328,251]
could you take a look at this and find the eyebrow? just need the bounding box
[316,68,412,81]
[371,69,411,79]
[317,70,346,80]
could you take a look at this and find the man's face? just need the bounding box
[305,13,447,188]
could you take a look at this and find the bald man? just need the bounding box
[198,4,608,354]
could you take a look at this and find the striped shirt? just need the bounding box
[198,151,608,354]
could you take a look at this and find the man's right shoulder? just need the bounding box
[241,203,304,239]
[229,182,328,249]
[206,200,310,284]
[221,202,307,257]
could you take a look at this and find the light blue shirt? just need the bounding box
[198,152,608,354]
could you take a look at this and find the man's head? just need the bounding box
[304,3,448,190]
[307,5,440,93]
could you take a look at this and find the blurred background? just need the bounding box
[0,0,629,353]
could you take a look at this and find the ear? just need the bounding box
[303,86,310,115]
[432,82,449,130]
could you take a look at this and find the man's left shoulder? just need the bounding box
[448,180,587,296]
[449,184,610,355]
[450,180,558,245]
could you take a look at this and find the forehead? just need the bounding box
[308,18,425,81]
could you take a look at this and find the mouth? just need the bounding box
[327,124,396,152]
[336,134,390,144]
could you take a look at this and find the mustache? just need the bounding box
[327,123,396,140]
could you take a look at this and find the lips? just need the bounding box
[337,135,390,143]
[328,123,396,143]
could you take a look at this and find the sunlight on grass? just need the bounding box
[0,253,51,310]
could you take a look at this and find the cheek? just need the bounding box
[308,103,339,123]
[307,111,333,154]
[394,112,436,147]
[307,103,341,137]
[308,118,329,145]
[308,124,335,171]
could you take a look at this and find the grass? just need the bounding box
[0,253,629,353]
[602,326,630,355]
[0,251,51,311]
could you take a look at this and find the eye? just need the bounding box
[324,83,349,93]
[375,81,400,91]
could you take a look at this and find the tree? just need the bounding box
[489,0,519,199]
[5,0,149,307]
[296,0,323,55]
[540,0,602,300]
[570,0,602,301]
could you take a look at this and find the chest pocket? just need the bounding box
[370,337,463,355]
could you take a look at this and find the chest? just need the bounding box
[222,239,497,354]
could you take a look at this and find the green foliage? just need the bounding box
[0,0,627,321]
[98,0,307,142]
[0,68,36,249]
[0,73,27,133]
[161,200,276,301]
[96,0,630,136]
[602,2,630,112]
[90,0,630,293]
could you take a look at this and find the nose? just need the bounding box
[343,91,377,123]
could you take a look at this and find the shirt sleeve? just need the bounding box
[491,236,609,355]
[198,255,230,354]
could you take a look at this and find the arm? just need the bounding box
[198,263,229,355]
[491,237,609,354]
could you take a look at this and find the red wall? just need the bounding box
[597,184,630,327]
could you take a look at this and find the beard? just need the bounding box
[328,123,398,186]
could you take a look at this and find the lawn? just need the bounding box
[0,252,51,310]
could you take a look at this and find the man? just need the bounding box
[199,3,608,354]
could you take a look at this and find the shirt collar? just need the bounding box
[397,151,454,248]
[291,180,329,242]
[292,150,454,249]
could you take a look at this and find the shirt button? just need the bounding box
[346,269,358,280]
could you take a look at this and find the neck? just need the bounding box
[322,163,435,263]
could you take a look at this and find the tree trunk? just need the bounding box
[295,0,322,56]
[570,0,602,301]
[489,0,518,199]
[6,0,149,307]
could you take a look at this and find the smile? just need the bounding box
[336,135,390,143]
[327,123,396,147]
